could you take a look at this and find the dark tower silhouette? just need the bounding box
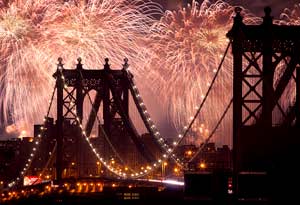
[227,7,300,201]
[53,58,155,182]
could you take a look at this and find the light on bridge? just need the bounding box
[200,162,206,169]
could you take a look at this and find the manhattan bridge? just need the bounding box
[1,7,300,204]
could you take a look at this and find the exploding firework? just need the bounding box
[144,0,260,146]
[1,0,295,148]
[279,3,300,25]
[0,0,162,134]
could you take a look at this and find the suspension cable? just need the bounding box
[124,42,231,166]
[178,41,231,146]
[125,69,183,167]
[76,61,182,179]
[32,142,57,185]
[46,85,57,117]
[58,60,163,179]
[189,98,233,163]
[77,66,133,172]
[7,83,57,188]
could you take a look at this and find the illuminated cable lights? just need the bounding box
[71,58,186,179]
[57,60,136,179]
[7,90,56,188]
[9,52,226,188]
[123,63,183,165]
[7,60,72,188]
[124,42,232,168]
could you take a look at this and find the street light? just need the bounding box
[200,162,206,169]
[174,167,179,176]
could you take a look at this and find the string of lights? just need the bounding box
[56,60,130,178]
[124,41,231,169]
[58,59,162,179]
[76,58,136,173]
[189,98,233,162]
[7,85,57,188]
[124,60,183,166]
[61,58,178,179]
[8,43,230,187]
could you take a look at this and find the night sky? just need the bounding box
[156,0,299,17]
[148,0,300,143]
[1,0,299,143]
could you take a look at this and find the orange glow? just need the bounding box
[5,125,16,133]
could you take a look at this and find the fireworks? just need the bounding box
[144,0,260,145]
[0,0,162,134]
[279,3,300,25]
[0,0,297,148]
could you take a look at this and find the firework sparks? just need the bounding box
[0,0,162,134]
[278,3,300,25]
[144,0,260,146]
[0,0,296,148]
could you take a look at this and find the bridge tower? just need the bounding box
[53,58,154,184]
[227,7,300,198]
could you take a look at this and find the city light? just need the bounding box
[200,163,206,169]
[1,2,298,204]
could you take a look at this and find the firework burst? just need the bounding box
[0,0,162,134]
[279,3,300,25]
[144,0,260,146]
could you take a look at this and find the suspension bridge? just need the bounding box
[1,7,300,204]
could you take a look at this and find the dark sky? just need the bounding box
[227,0,299,17]
[154,0,299,18]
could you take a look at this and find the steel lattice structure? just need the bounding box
[227,7,300,195]
[53,58,157,182]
